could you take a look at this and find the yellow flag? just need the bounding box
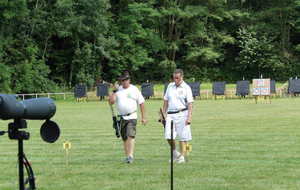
[63,141,72,150]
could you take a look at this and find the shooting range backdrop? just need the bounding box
[213,82,226,95]
[96,83,109,97]
[271,80,276,94]
[187,82,200,97]
[141,83,154,98]
[74,84,87,98]
[288,79,300,94]
[236,80,250,96]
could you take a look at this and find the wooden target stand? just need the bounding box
[76,97,87,102]
[254,95,271,104]
[213,94,226,100]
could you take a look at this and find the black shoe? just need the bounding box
[127,156,134,164]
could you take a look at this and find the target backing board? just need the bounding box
[187,82,200,97]
[213,82,226,95]
[96,83,109,97]
[141,83,154,98]
[236,80,250,96]
[252,79,271,96]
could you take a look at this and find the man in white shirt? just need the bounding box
[163,69,193,163]
[109,72,147,163]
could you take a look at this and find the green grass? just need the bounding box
[1,98,300,190]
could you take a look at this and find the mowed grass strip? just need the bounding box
[1,98,300,190]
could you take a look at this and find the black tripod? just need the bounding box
[0,119,36,190]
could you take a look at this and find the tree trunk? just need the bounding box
[42,36,50,60]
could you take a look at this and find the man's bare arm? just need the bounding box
[108,93,116,105]
[186,103,193,125]
[140,103,147,125]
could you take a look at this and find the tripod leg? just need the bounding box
[18,139,25,190]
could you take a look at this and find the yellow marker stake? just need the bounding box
[184,143,192,162]
[186,144,192,154]
[63,141,72,166]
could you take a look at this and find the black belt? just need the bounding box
[167,108,188,114]
[118,111,136,117]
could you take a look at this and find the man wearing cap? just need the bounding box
[109,72,147,163]
[163,69,193,163]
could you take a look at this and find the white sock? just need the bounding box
[178,155,185,161]
[173,150,180,157]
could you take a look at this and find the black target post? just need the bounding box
[170,120,174,190]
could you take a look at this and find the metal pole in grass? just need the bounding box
[170,120,174,190]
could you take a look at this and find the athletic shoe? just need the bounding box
[175,155,185,164]
[123,157,129,163]
[169,151,180,163]
[127,156,134,164]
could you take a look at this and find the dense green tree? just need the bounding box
[1,0,300,93]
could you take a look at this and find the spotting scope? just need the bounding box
[0,94,56,120]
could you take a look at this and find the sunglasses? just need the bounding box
[121,78,129,82]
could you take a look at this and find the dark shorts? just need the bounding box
[120,119,137,141]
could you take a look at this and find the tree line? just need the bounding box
[1,0,300,93]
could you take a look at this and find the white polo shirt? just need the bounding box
[164,81,193,112]
[116,84,145,120]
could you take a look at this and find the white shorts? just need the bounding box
[164,111,192,141]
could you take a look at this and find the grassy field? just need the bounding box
[1,98,300,190]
